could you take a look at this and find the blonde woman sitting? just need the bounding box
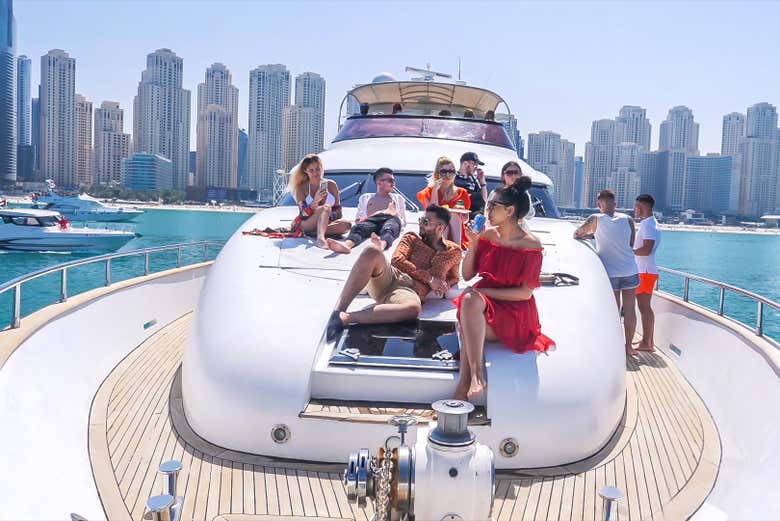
[417,156,471,248]
[290,154,351,249]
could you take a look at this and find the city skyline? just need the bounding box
[14,1,780,157]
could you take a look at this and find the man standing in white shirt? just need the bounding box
[574,189,639,356]
[633,194,661,352]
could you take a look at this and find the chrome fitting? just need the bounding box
[158,461,183,521]
[146,494,174,521]
[598,486,623,521]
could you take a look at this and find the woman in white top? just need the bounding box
[290,154,351,249]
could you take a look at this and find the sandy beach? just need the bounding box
[3,195,266,214]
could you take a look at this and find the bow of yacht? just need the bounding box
[0,78,778,521]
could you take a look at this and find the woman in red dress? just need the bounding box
[417,156,471,248]
[453,176,555,400]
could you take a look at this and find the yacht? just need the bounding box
[0,208,138,252]
[0,75,778,521]
[33,185,144,222]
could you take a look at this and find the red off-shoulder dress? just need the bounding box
[453,237,556,354]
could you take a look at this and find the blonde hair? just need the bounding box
[427,156,456,187]
[288,154,323,196]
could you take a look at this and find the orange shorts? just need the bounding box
[637,273,659,295]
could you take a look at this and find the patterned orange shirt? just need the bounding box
[391,232,462,299]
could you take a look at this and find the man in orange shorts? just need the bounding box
[633,194,661,352]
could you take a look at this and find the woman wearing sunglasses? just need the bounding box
[485,161,535,222]
[453,175,556,401]
[417,156,471,248]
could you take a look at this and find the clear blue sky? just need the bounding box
[15,0,780,156]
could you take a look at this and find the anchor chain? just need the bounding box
[372,449,394,521]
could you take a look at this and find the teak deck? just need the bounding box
[88,313,719,521]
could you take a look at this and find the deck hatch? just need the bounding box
[328,320,460,371]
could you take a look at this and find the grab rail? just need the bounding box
[0,241,224,330]
[658,266,780,339]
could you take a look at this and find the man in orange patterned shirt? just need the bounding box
[326,205,462,342]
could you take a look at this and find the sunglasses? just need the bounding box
[418,216,442,226]
[439,170,456,177]
[503,169,521,176]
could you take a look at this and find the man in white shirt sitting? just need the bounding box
[327,167,407,253]
[633,194,661,352]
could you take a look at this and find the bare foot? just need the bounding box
[369,233,387,251]
[625,345,639,357]
[467,375,486,399]
[316,238,329,249]
[635,343,656,352]
[326,238,351,254]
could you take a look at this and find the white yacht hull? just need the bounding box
[0,230,136,252]
[58,208,144,223]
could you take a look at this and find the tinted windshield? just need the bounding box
[334,116,515,150]
[278,171,560,218]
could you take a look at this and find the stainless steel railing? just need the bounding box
[0,241,224,330]
[658,266,780,339]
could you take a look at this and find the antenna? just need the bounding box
[458,57,461,81]
[404,63,452,82]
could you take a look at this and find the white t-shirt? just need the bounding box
[635,216,661,274]
[355,192,407,227]
[594,212,638,278]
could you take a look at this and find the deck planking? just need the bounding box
[88,314,720,520]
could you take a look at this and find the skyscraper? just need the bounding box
[740,102,778,216]
[237,128,248,189]
[721,112,745,212]
[686,154,732,214]
[527,130,560,197]
[133,48,191,190]
[0,0,16,182]
[583,119,618,207]
[616,105,651,149]
[94,101,130,185]
[558,139,576,207]
[16,54,29,146]
[657,106,700,210]
[30,96,39,174]
[659,106,699,154]
[573,156,584,208]
[294,72,325,153]
[196,63,239,190]
[248,64,290,201]
[40,49,76,187]
[721,112,745,156]
[75,94,92,187]
[282,104,317,171]
[500,114,521,152]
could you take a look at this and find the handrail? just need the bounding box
[657,266,779,338]
[0,241,224,330]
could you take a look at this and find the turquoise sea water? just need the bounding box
[1,210,778,342]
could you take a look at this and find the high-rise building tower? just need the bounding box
[616,105,651,149]
[94,101,130,186]
[74,94,92,187]
[248,64,290,202]
[294,72,325,153]
[686,154,732,214]
[282,105,317,171]
[30,96,39,175]
[40,49,76,187]
[16,54,29,146]
[133,48,191,189]
[237,128,248,189]
[558,139,576,207]
[659,106,699,154]
[527,131,575,207]
[721,112,745,212]
[721,112,745,156]
[0,0,16,181]
[740,102,778,216]
[196,63,239,190]
[583,119,618,207]
[573,156,584,208]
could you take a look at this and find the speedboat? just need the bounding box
[33,187,143,222]
[0,75,778,521]
[0,208,137,252]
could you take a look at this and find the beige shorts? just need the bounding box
[365,261,421,306]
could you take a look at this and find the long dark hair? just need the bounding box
[494,176,532,218]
